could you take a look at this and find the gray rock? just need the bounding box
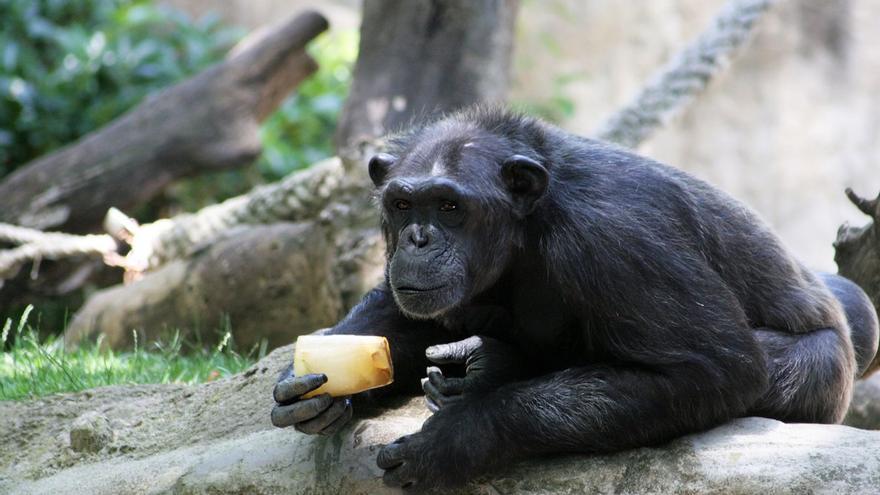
[844,373,880,430]
[69,412,114,453]
[4,345,880,494]
[11,406,880,494]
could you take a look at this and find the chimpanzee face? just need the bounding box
[369,130,548,319]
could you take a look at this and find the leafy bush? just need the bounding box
[0,0,241,175]
[258,30,358,181]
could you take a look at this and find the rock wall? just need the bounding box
[513,0,880,270]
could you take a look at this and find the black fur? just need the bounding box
[304,107,879,489]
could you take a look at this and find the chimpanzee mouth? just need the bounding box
[392,282,462,318]
[394,285,446,294]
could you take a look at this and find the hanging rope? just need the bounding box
[594,0,777,148]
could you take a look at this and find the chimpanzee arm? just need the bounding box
[380,351,768,489]
[377,289,771,489]
[271,282,448,434]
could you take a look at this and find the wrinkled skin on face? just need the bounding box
[371,129,544,320]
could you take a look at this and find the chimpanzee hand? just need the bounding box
[378,401,507,490]
[270,363,353,435]
[421,335,524,412]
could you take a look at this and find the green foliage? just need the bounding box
[166,29,358,211]
[258,30,358,181]
[0,0,241,174]
[0,306,261,400]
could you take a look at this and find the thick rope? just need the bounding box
[0,157,346,281]
[0,224,116,278]
[125,156,346,270]
[594,0,777,148]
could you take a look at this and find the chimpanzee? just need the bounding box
[270,106,879,490]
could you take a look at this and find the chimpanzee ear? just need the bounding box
[368,153,397,187]
[501,155,549,214]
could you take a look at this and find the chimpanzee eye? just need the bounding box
[439,201,457,212]
[394,199,411,211]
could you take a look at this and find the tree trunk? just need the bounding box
[836,189,880,309]
[0,11,327,234]
[834,188,880,374]
[335,0,519,150]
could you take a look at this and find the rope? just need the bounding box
[125,156,346,269]
[594,0,777,148]
[0,157,347,281]
[0,224,117,278]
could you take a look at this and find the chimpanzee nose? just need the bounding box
[408,227,430,249]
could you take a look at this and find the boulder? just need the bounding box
[64,222,344,350]
[844,373,880,430]
[2,345,880,494]
[69,412,114,453]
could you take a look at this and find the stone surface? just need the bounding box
[7,409,880,494]
[844,372,880,430]
[3,345,880,494]
[69,412,114,453]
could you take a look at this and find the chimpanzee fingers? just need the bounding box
[421,379,445,405]
[270,394,333,428]
[276,362,294,384]
[421,366,465,412]
[318,398,353,436]
[379,436,422,489]
[427,367,465,394]
[424,395,441,413]
[421,378,463,411]
[273,373,327,404]
[295,396,350,435]
[425,335,484,364]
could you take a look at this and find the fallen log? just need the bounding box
[0,10,328,234]
[64,222,357,351]
[59,0,522,345]
[836,189,880,311]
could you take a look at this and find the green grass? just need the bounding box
[0,306,263,401]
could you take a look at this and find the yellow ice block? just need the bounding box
[294,334,394,398]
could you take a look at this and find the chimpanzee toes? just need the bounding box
[376,436,409,469]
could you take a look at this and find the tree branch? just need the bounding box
[0,11,328,233]
[834,188,880,331]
